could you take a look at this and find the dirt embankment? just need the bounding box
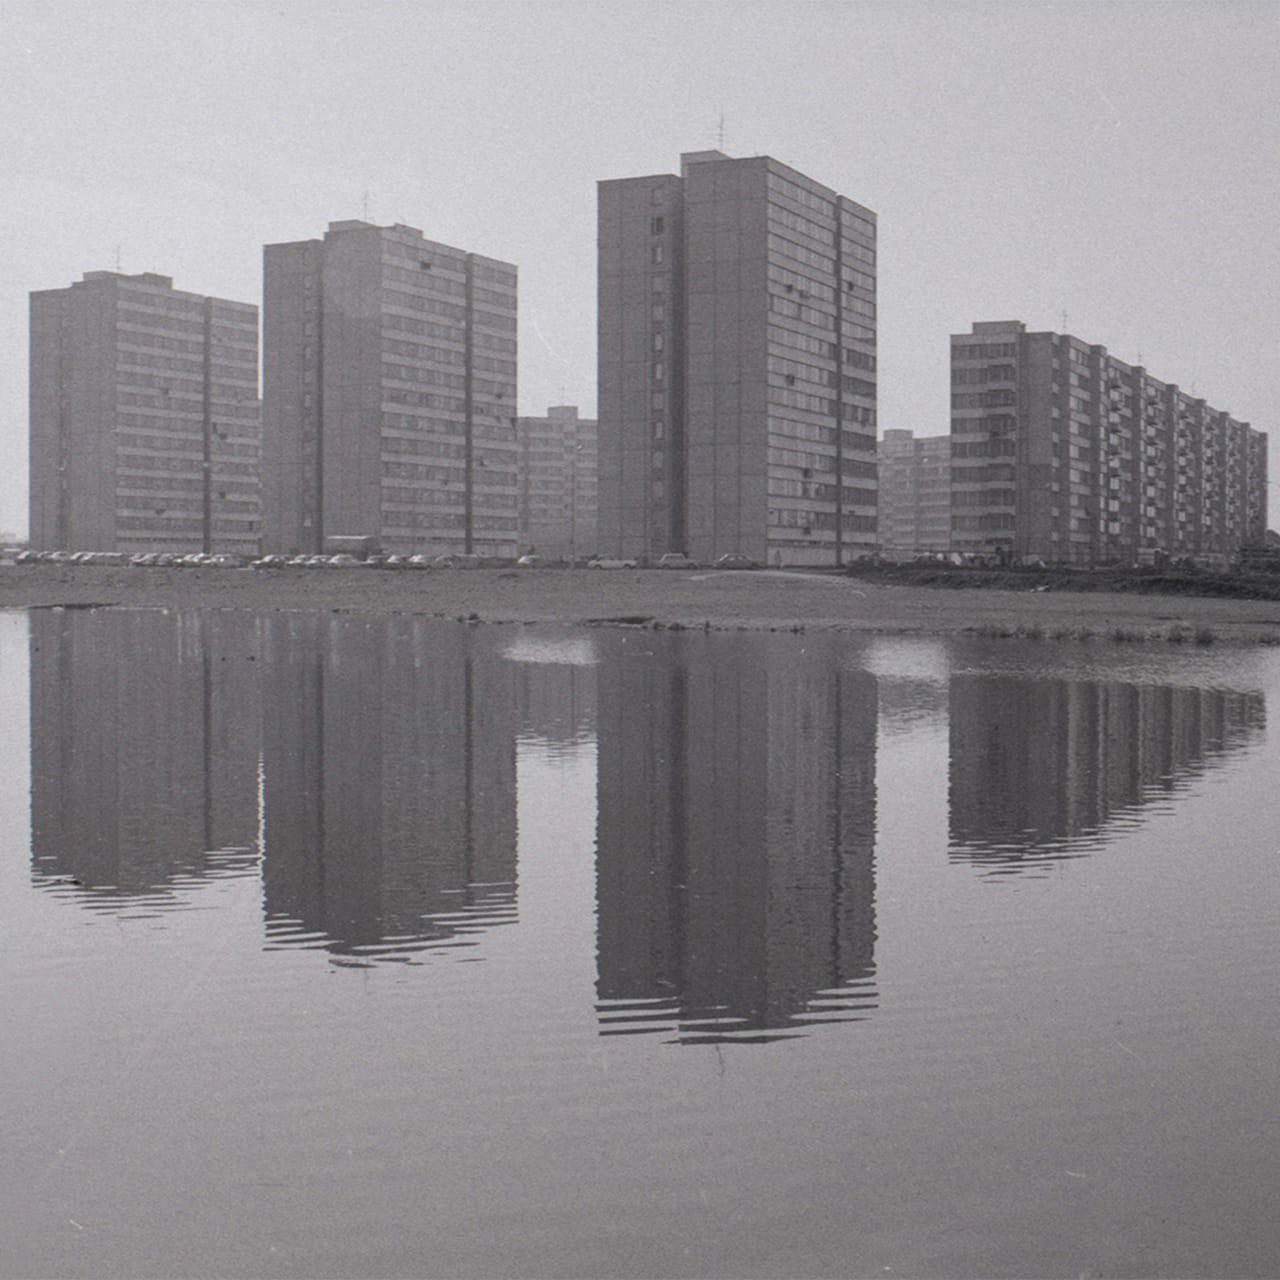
[847,561,1280,602]
[5,563,1280,645]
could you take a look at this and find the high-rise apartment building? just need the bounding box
[29,271,260,554]
[262,220,518,557]
[877,429,952,556]
[598,151,878,567]
[516,405,598,561]
[951,321,1268,566]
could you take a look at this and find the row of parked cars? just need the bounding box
[14,549,253,568]
[12,548,764,571]
[577,552,760,570]
[251,552,493,570]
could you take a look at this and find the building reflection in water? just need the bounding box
[505,630,597,759]
[29,609,520,963]
[30,608,262,906]
[593,630,879,1044]
[29,610,1271,989]
[949,674,1266,873]
[258,614,518,965]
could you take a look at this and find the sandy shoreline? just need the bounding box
[5,562,1280,645]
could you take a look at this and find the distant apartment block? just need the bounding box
[598,151,878,567]
[516,405,597,561]
[262,220,518,557]
[951,320,1268,566]
[29,271,260,554]
[877,429,951,556]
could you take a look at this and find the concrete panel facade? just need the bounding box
[877,429,952,555]
[516,405,598,561]
[598,152,877,567]
[951,320,1268,566]
[29,271,260,554]
[263,221,518,557]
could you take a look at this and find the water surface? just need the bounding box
[2,608,1277,1278]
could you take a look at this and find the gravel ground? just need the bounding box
[5,562,1280,644]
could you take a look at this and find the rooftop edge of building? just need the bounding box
[33,271,258,311]
[81,270,174,288]
[600,150,876,218]
[956,320,1262,431]
[967,320,1027,335]
[262,220,517,271]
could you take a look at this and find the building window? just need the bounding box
[651,216,665,235]
[653,332,664,352]
[651,243,664,265]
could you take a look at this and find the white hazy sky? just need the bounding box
[2,0,1277,540]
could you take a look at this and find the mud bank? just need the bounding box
[5,563,1280,645]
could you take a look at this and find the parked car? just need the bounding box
[516,554,542,568]
[433,553,487,569]
[587,557,638,570]
[656,552,698,569]
[713,553,759,570]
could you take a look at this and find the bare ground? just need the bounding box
[5,563,1280,645]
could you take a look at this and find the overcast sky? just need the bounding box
[3,0,1277,540]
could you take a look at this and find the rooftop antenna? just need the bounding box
[717,111,726,151]
[1060,309,1068,334]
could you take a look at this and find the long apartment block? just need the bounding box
[599,151,878,567]
[262,220,518,557]
[950,320,1267,566]
[29,271,260,554]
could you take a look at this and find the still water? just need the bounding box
[1,607,1277,1279]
